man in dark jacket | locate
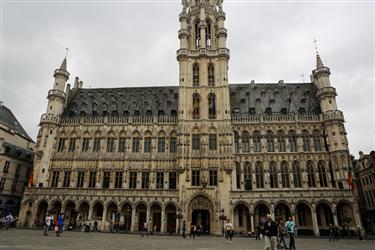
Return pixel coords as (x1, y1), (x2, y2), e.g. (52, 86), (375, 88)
(263, 214), (278, 250)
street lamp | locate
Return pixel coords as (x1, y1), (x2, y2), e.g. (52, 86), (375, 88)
(125, 206), (131, 232)
(176, 208), (183, 234)
(219, 208), (227, 237)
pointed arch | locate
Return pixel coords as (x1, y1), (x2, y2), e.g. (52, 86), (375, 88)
(307, 161), (316, 187)
(318, 160), (328, 187)
(281, 161), (290, 188)
(292, 161), (302, 188)
(269, 161), (278, 188)
(193, 63), (200, 87)
(244, 161), (252, 191)
(255, 161), (264, 188)
(242, 131), (250, 153)
(192, 93), (200, 119)
(208, 93), (216, 119)
(208, 63), (215, 86)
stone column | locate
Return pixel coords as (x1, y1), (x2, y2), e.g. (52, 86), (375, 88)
(312, 207), (320, 236)
(88, 203), (93, 221)
(130, 208), (136, 232)
(147, 206), (151, 233)
(250, 213), (255, 232)
(101, 205), (108, 232)
(161, 207), (166, 233)
(333, 211), (339, 227)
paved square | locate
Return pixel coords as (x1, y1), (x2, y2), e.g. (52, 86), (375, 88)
(0, 229), (373, 250)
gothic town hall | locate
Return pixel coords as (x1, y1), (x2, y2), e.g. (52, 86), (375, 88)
(18, 0), (361, 236)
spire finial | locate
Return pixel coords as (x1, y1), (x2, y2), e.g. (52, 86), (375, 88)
(59, 48), (68, 71)
(313, 39), (324, 69)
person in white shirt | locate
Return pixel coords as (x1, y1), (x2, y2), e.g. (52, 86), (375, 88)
(225, 219), (234, 243)
(44, 214), (51, 236)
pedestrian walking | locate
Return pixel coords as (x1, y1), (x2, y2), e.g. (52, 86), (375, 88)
(189, 223), (196, 239)
(182, 221), (186, 238)
(263, 214), (278, 250)
(44, 213), (51, 236)
(278, 219), (288, 249)
(285, 216), (296, 250)
(329, 224), (335, 241)
(225, 219), (234, 243)
(255, 224), (261, 240)
(58, 213), (64, 235)
(141, 221), (148, 237)
(357, 226), (363, 241)
(334, 225), (340, 241)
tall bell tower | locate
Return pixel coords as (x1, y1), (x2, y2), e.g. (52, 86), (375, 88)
(177, 0), (233, 234)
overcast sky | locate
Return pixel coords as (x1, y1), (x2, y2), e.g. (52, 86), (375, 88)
(1, 0), (374, 157)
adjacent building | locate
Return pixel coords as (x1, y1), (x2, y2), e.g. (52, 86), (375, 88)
(354, 151), (375, 234)
(18, 0), (361, 236)
(0, 104), (35, 216)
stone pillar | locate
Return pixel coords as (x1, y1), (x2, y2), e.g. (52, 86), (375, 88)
(161, 207), (166, 233)
(130, 208), (136, 232)
(353, 203), (364, 233)
(101, 205), (108, 232)
(333, 211), (339, 227)
(88, 204), (93, 221)
(312, 208), (320, 236)
(250, 213), (255, 232)
(147, 206), (151, 232)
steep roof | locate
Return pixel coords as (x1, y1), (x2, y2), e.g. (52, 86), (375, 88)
(0, 105), (34, 142)
(63, 82), (321, 118)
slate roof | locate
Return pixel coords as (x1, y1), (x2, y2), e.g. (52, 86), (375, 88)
(63, 82), (321, 118)
(1, 141), (34, 163)
(0, 105), (34, 142)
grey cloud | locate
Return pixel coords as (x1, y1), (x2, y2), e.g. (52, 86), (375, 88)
(2, 1), (374, 157)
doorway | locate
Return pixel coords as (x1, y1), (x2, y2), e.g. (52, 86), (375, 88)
(192, 209), (210, 234)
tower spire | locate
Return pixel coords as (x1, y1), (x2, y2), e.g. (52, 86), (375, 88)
(313, 39), (324, 69)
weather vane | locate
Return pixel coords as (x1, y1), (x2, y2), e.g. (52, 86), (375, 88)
(301, 73), (305, 83)
(313, 39), (318, 55)
(65, 48), (69, 59)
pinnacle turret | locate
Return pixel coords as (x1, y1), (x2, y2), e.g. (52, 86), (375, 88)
(60, 57), (67, 71)
(316, 53), (324, 69)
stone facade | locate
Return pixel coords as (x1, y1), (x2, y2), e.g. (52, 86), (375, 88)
(18, 0), (361, 236)
(0, 105), (35, 215)
(354, 151), (375, 234)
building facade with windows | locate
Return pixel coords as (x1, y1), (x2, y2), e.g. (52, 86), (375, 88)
(18, 0), (361, 236)
(0, 104), (35, 216)
(354, 151), (375, 235)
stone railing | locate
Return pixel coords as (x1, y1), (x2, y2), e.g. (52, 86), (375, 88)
(176, 48), (230, 59)
(24, 187), (179, 198)
(231, 114), (321, 124)
(322, 110), (344, 122)
(47, 89), (66, 100)
(60, 116), (178, 126)
(317, 87), (337, 98)
(40, 113), (60, 125)
(230, 189), (354, 200)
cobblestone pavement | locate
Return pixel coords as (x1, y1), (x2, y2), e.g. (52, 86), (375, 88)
(0, 229), (373, 250)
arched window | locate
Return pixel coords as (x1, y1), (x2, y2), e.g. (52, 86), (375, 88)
(288, 130), (297, 152)
(244, 162), (252, 191)
(253, 131), (261, 153)
(318, 161), (328, 187)
(195, 21), (200, 48)
(329, 161), (336, 187)
(208, 63), (215, 86)
(242, 131), (250, 153)
(236, 162), (241, 189)
(266, 130), (274, 152)
(208, 93), (216, 119)
(313, 130), (322, 151)
(234, 131), (240, 153)
(192, 93), (200, 119)
(255, 162), (264, 188)
(269, 161), (278, 188)
(206, 20), (211, 47)
(306, 161), (316, 187)
(281, 161), (290, 188)
(277, 130), (286, 152)
(302, 130), (311, 152)
(193, 63), (200, 87)
(292, 161), (302, 188)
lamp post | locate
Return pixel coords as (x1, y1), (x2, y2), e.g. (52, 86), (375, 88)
(219, 208), (227, 237)
(125, 206), (131, 232)
(176, 208), (183, 234)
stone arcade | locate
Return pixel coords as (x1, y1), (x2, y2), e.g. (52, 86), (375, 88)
(18, 0), (361, 236)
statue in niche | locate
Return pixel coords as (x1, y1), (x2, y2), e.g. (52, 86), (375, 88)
(192, 94), (200, 118)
